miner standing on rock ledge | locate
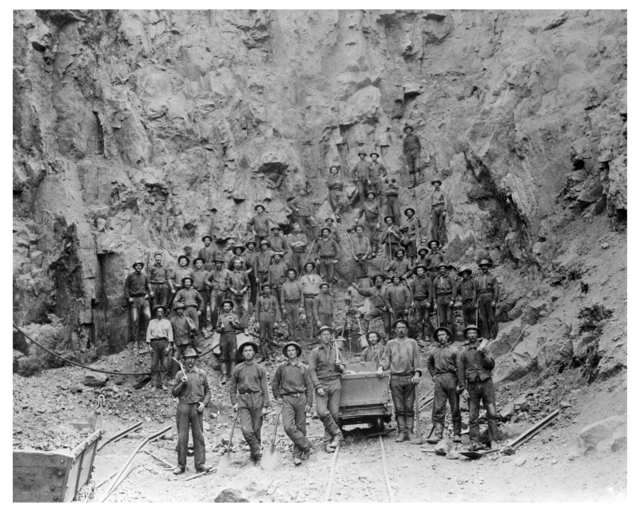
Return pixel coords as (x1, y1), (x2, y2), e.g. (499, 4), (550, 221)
(403, 126), (421, 187)
(124, 260), (151, 349)
(476, 259), (500, 340)
(352, 151), (371, 203)
(148, 252), (171, 310)
(430, 176), (448, 245)
(248, 204), (271, 247)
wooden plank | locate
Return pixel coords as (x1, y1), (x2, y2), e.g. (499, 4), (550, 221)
(13, 451), (70, 467)
(13, 491), (65, 503)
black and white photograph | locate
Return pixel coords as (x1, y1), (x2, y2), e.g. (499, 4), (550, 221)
(11, 6), (628, 503)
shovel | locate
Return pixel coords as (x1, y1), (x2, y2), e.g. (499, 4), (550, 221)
(218, 412), (239, 471)
(458, 448), (500, 460)
(410, 385), (426, 444)
(261, 407), (282, 470)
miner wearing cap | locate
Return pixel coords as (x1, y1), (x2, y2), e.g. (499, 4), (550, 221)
(476, 259), (500, 339)
(227, 243), (248, 272)
(379, 215), (402, 260)
(357, 190), (381, 240)
(351, 224), (372, 279)
(457, 267), (477, 328)
(426, 240), (446, 278)
(411, 264), (434, 342)
(148, 252), (171, 310)
(287, 223), (308, 276)
(272, 341), (314, 465)
(230, 340), (270, 465)
(403, 207), (422, 261)
(433, 262), (457, 330)
(384, 274), (412, 325)
(191, 258), (210, 331)
(216, 299), (242, 383)
(243, 240), (259, 307)
(369, 152), (387, 203)
(457, 325), (498, 450)
(352, 151), (371, 203)
(198, 235), (218, 271)
(172, 346), (211, 474)
(430, 176), (448, 245)
(413, 246), (430, 275)
(352, 274), (392, 339)
(316, 217), (340, 244)
(403, 125), (421, 178)
(146, 305), (173, 390)
(171, 255), (194, 296)
(383, 177), (401, 224)
(287, 188), (314, 239)
(426, 326), (462, 444)
(268, 252), (288, 310)
(313, 282), (335, 330)
(247, 204), (272, 247)
(281, 268), (304, 339)
(254, 240), (274, 288)
(125, 260), (151, 348)
(308, 325), (345, 452)
(378, 319), (422, 442)
(300, 262), (322, 337)
(385, 248), (413, 279)
(256, 283), (280, 360)
(205, 257), (231, 330)
(228, 259), (250, 330)
(326, 165), (346, 221)
(267, 225), (289, 259)
(174, 276), (204, 340)
(170, 302), (197, 378)
(313, 227), (341, 284)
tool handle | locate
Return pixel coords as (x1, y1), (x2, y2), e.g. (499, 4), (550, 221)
(228, 412), (239, 451)
(270, 410), (281, 454)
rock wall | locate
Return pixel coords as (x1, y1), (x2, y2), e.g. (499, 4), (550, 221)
(13, 10), (626, 368)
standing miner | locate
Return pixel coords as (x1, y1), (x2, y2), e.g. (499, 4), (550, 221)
(243, 240), (259, 308)
(403, 126), (421, 188)
(216, 299), (242, 384)
(313, 282), (335, 330)
(287, 223), (308, 276)
(198, 235), (218, 271)
(230, 340), (270, 466)
(326, 165), (347, 222)
(317, 217), (341, 244)
(256, 283), (280, 360)
(228, 259), (250, 331)
(287, 188), (314, 239)
(426, 240), (446, 278)
(476, 260), (500, 339)
(457, 267), (478, 329)
(267, 225), (288, 260)
(385, 248), (413, 279)
(148, 252), (171, 310)
(411, 264), (433, 342)
(281, 268), (304, 340)
(383, 178), (401, 225)
(272, 341), (314, 465)
(146, 305), (173, 391)
(300, 261), (322, 338)
(255, 240), (274, 289)
(433, 262), (457, 330)
(430, 176), (448, 245)
(172, 347), (211, 475)
(457, 325), (499, 450)
(384, 274), (412, 325)
(191, 258), (210, 332)
(125, 260), (151, 349)
(314, 227), (341, 284)
(248, 204), (272, 247)
(308, 326), (345, 453)
(426, 327), (462, 444)
(403, 207), (421, 262)
(369, 152), (387, 207)
(351, 224), (372, 281)
(268, 252), (288, 310)
(377, 319), (422, 442)
(174, 277), (204, 340)
(205, 257), (231, 331)
(352, 274), (392, 340)
(170, 302), (197, 377)
(171, 256), (193, 297)
(352, 151), (370, 203)
(357, 191), (381, 240)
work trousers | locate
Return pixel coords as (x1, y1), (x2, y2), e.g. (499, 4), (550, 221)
(254, 234), (267, 248)
(431, 204), (446, 245)
(149, 283), (169, 310)
(414, 299), (432, 340)
(404, 239), (417, 260)
(432, 372), (461, 434)
(328, 190), (346, 217)
(390, 307), (407, 325)
(196, 289), (209, 330)
(317, 313), (334, 330)
(318, 258), (335, 283)
(364, 307), (391, 338)
(283, 302), (301, 339)
(304, 295), (318, 337)
(230, 293), (249, 329)
(290, 252), (306, 277)
(468, 378), (498, 443)
(209, 289), (228, 331)
(220, 333), (237, 376)
(477, 292), (498, 340)
(354, 257), (369, 279)
(150, 338), (169, 388)
(238, 393), (264, 459)
(462, 300), (477, 328)
(390, 375), (416, 424)
(315, 379), (342, 442)
(282, 394), (311, 458)
(387, 195), (400, 225)
(405, 149), (420, 173)
(249, 276), (258, 309)
(258, 312), (275, 357)
(436, 294), (453, 329)
(129, 296), (151, 344)
(355, 180), (367, 203)
(176, 403), (205, 471)
(184, 306), (201, 351)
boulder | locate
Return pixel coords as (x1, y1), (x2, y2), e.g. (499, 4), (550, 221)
(493, 352), (536, 384)
(486, 320), (525, 359)
(214, 489), (250, 503)
(578, 415), (627, 454)
(339, 86), (381, 126)
(521, 299), (548, 325)
(83, 371), (108, 387)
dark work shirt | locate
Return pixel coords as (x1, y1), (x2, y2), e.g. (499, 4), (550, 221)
(314, 238), (340, 259)
(172, 367), (211, 405)
(206, 268), (231, 291)
(257, 295), (280, 321)
(403, 134), (421, 152)
(191, 269), (209, 291)
(384, 283), (411, 310)
(427, 344), (460, 377)
(313, 293), (334, 317)
(174, 288), (204, 311)
(124, 272), (148, 298)
(230, 361), (270, 406)
(411, 275), (433, 301)
(171, 315), (196, 345)
(148, 263), (170, 284)
(308, 342), (342, 389)
(476, 273), (500, 301)
(385, 258), (412, 277)
(458, 278), (477, 302)
(457, 345), (495, 387)
(272, 360), (314, 406)
(380, 338), (422, 376)
(355, 285), (390, 311)
(433, 275), (457, 296)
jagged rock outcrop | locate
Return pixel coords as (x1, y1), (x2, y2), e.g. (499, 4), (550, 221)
(13, 10), (626, 370)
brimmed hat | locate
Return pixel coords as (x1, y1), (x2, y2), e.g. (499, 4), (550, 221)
(182, 347), (198, 359)
(438, 262), (448, 269)
(358, 151), (367, 157)
(239, 340), (259, 355)
(270, 225), (281, 232)
(282, 341), (302, 357)
(181, 276), (194, 285)
(232, 244), (246, 253)
(366, 191), (377, 198)
(202, 235), (213, 242)
(254, 204), (265, 211)
(132, 260), (144, 269)
(391, 274), (402, 282)
(403, 125), (414, 132)
(433, 326), (452, 340)
(213, 257), (226, 263)
(325, 217), (335, 223)
(154, 252), (163, 257)
(370, 152), (380, 158)
(152, 305), (166, 315)
(178, 255), (190, 265)
(319, 282), (330, 288)
(373, 273), (387, 282)
(320, 227), (332, 234)
(479, 259), (492, 267)
(354, 224), (365, 231)
(304, 261), (316, 270)
(329, 165), (340, 173)
(417, 246), (429, 255)
(366, 331), (381, 342)
(384, 215), (395, 223)
(448, 263), (457, 271)
(245, 240), (256, 248)
(458, 267), (472, 277)
(261, 283), (272, 291)
(221, 300), (234, 309)
(414, 264), (428, 273)
(394, 248), (405, 257)
(193, 257), (205, 265)
(392, 318), (409, 329)
(404, 207), (416, 216)
(174, 302), (186, 311)
(259, 240), (270, 247)
(428, 240), (441, 248)
(286, 267), (298, 277)
(464, 325), (480, 338)
(318, 325), (333, 335)
(431, 175), (442, 185)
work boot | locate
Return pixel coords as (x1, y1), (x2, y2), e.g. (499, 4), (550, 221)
(172, 466), (185, 475)
(302, 446), (314, 460)
(395, 416), (407, 442)
(406, 416), (422, 443)
(490, 440), (499, 451)
(330, 430), (344, 448)
(324, 443), (336, 453)
(427, 423), (443, 444)
(293, 457), (302, 466)
(452, 432), (462, 444)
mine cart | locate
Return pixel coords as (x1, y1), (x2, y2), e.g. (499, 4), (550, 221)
(13, 429), (103, 502)
(338, 361), (392, 432)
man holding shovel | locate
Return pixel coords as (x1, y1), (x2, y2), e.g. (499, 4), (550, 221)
(216, 300), (242, 385)
(172, 347), (211, 474)
(230, 341), (270, 466)
(457, 325), (499, 451)
(272, 341), (314, 466)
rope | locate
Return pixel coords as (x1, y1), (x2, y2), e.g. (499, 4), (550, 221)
(13, 324), (150, 377)
(379, 435), (395, 502)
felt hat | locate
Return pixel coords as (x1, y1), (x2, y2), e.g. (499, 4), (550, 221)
(174, 302), (186, 311)
(370, 152), (380, 158)
(428, 240), (441, 248)
(193, 257), (205, 266)
(202, 235), (213, 242)
(318, 325), (333, 335)
(178, 255), (190, 265)
(286, 267), (298, 278)
(325, 217), (335, 223)
(403, 125), (414, 133)
(270, 225), (281, 232)
(373, 273), (387, 282)
(329, 165), (340, 173)
(321, 227), (332, 234)
(254, 204), (265, 211)
(182, 347), (198, 359)
(181, 276), (194, 285)
(438, 262), (448, 269)
(132, 260), (144, 269)
(232, 244), (246, 253)
(319, 282), (330, 289)
(479, 259), (492, 267)
(433, 326), (452, 340)
(354, 224), (365, 231)
(154, 252), (163, 257)
(391, 274), (402, 282)
(239, 340), (259, 355)
(245, 240), (256, 248)
(464, 325), (480, 338)
(417, 246), (429, 255)
(261, 283), (272, 291)
(304, 261), (316, 271)
(366, 191), (377, 198)
(282, 341), (302, 357)
(358, 151), (367, 157)
(392, 318), (409, 329)
(384, 215), (395, 224)
(448, 263), (458, 272)
(394, 248), (405, 257)
(259, 240), (270, 247)
(458, 267), (472, 277)
(431, 175), (442, 185)
(366, 331), (381, 343)
(152, 305), (166, 315)
(213, 257), (226, 263)
(221, 300), (234, 310)
(404, 207), (416, 216)
(414, 264), (428, 273)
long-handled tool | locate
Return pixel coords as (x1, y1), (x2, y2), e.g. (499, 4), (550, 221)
(410, 384), (426, 444)
(218, 412), (239, 471)
(261, 407), (282, 470)
(172, 357), (187, 380)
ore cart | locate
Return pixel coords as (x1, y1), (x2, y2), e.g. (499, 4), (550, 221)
(13, 429), (102, 502)
(338, 361), (392, 432)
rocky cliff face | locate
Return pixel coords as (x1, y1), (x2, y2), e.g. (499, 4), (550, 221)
(13, 10), (626, 379)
